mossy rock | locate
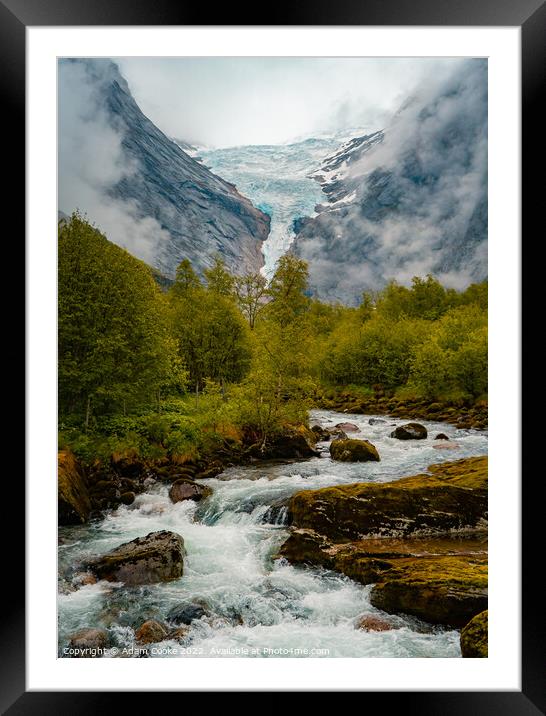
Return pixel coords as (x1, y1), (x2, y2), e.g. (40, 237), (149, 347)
(329, 438), (380, 462)
(58, 451), (91, 525)
(370, 555), (488, 627)
(460, 610), (488, 657)
(288, 456), (487, 541)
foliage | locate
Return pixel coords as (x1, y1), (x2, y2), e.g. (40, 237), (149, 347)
(58, 212), (177, 420)
(58, 213), (487, 463)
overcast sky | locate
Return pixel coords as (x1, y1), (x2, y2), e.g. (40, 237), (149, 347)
(115, 57), (465, 148)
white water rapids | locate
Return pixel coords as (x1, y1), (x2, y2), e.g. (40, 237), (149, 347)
(58, 409), (487, 658)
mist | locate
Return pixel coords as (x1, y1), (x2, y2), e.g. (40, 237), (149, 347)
(58, 59), (171, 263)
(293, 59), (488, 302)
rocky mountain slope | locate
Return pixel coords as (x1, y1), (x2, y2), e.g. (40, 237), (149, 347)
(292, 60), (488, 304)
(58, 59), (270, 278)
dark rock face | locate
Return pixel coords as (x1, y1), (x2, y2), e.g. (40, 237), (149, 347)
(58, 451), (91, 525)
(169, 480), (212, 504)
(287, 456), (486, 541)
(59, 59), (269, 279)
(86, 530), (185, 585)
(460, 610), (488, 657)
(292, 60), (487, 304)
(329, 438), (380, 463)
(391, 423), (428, 440)
(435, 433), (450, 440)
(68, 628), (110, 657)
(166, 601), (208, 625)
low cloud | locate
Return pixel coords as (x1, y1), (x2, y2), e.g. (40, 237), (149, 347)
(295, 59), (488, 302)
(58, 59), (170, 263)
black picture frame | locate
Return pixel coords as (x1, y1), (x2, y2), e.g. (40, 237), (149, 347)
(6, 0), (542, 711)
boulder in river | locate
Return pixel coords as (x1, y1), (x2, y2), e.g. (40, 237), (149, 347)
(390, 423), (428, 440)
(435, 433), (450, 440)
(370, 555), (488, 627)
(169, 480), (212, 504)
(329, 438), (380, 463)
(287, 456), (487, 541)
(68, 627), (109, 657)
(460, 610), (488, 657)
(368, 418), (386, 425)
(432, 442), (460, 450)
(355, 615), (392, 632)
(134, 619), (169, 645)
(119, 491), (136, 505)
(86, 530), (185, 585)
(334, 422), (360, 432)
(166, 600), (208, 625)
(248, 425), (319, 459)
(58, 451), (91, 525)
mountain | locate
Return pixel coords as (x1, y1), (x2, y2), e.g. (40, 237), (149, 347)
(58, 59), (270, 278)
(292, 60), (488, 304)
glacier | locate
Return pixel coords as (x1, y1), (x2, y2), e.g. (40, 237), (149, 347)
(200, 136), (359, 278)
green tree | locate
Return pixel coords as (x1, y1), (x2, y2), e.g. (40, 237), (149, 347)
(204, 255), (235, 297)
(234, 271), (268, 329)
(169, 259), (251, 388)
(58, 212), (176, 422)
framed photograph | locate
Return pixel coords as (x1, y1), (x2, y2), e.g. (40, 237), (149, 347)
(6, 0), (541, 710)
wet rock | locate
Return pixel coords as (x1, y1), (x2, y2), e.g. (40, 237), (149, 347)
(432, 442), (460, 450)
(356, 615), (392, 632)
(134, 619), (169, 645)
(68, 627), (109, 657)
(167, 600), (208, 625)
(460, 610), (488, 657)
(327, 427), (349, 441)
(169, 480), (212, 504)
(329, 438), (380, 463)
(73, 571), (97, 587)
(170, 626), (190, 642)
(435, 433), (450, 440)
(58, 451), (91, 525)
(370, 555), (488, 627)
(334, 422), (361, 432)
(368, 418), (386, 425)
(119, 491), (136, 505)
(311, 424), (331, 441)
(288, 456), (488, 541)
(86, 530), (185, 585)
(390, 423), (428, 440)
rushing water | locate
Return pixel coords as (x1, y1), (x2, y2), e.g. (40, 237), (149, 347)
(58, 409), (487, 658)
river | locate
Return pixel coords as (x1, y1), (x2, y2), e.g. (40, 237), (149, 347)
(58, 409), (488, 658)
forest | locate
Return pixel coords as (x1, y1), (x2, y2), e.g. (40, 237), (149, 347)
(58, 213), (487, 464)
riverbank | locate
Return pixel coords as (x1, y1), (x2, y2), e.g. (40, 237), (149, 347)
(315, 388), (488, 430)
